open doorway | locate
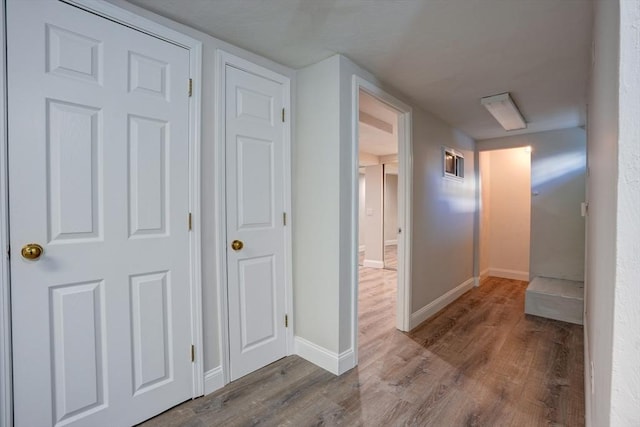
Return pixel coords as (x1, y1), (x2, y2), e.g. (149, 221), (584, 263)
(356, 87), (405, 359)
(478, 147), (532, 283)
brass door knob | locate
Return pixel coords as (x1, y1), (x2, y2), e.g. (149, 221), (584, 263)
(21, 243), (44, 260)
(231, 240), (244, 251)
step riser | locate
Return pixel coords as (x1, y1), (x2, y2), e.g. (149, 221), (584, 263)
(525, 292), (583, 325)
(525, 276), (584, 325)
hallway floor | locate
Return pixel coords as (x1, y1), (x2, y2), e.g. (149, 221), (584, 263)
(141, 272), (584, 426)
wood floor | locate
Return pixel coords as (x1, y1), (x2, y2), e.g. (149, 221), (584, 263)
(142, 269), (584, 426)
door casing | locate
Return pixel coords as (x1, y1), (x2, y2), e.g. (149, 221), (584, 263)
(215, 50), (293, 386)
(0, 2), (204, 426)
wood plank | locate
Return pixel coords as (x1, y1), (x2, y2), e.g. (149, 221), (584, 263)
(142, 257), (584, 426)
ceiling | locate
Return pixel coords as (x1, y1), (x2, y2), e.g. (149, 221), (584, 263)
(128, 0), (593, 140)
(359, 90), (398, 157)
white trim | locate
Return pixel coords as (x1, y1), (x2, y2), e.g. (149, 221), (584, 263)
(0, 1), (205, 422)
(215, 50), (293, 386)
(362, 259), (384, 269)
(474, 268), (490, 287)
(488, 268), (529, 282)
(385, 239), (398, 246)
(351, 77), (414, 368)
(203, 367), (224, 396)
(410, 278), (475, 330)
(358, 245), (365, 252)
(294, 337), (355, 375)
(584, 312), (592, 427)
(0, 3), (12, 426)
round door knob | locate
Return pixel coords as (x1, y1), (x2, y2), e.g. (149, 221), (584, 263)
(231, 240), (244, 251)
(21, 243), (44, 260)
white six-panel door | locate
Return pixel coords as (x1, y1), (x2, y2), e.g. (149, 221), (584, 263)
(7, 1), (193, 425)
(225, 65), (287, 381)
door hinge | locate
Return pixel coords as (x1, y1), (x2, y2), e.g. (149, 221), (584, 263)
(285, 314), (288, 328)
(188, 78), (193, 97)
(283, 212), (287, 226)
(6, 245), (10, 260)
(188, 213), (192, 231)
(282, 108), (285, 123)
(191, 344), (195, 362)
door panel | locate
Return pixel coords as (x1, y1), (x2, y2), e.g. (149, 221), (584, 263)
(8, 1), (193, 425)
(226, 65), (287, 381)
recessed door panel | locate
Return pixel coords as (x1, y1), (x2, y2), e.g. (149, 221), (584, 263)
(236, 87), (273, 124)
(130, 272), (172, 395)
(50, 281), (107, 424)
(238, 256), (276, 351)
(237, 136), (274, 229)
(128, 52), (169, 100)
(128, 115), (168, 237)
(47, 99), (102, 243)
(46, 24), (102, 85)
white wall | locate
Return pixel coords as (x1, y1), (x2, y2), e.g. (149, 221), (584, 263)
(477, 128), (586, 282)
(480, 149), (531, 280)
(294, 56), (341, 353)
(358, 174), (365, 249)
(106, 0), (296, 375)
(384, 172), (398, 244)
(295, 54), (477, 362)
(587, 0), (640, 425)
(409, 110), (476, 313)
(363, 165), (384, 266)
(611, 1), (640, 423)
(479, 153), (491, 276)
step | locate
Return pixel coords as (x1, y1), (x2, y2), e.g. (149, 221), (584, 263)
(525, 277), (584, 325)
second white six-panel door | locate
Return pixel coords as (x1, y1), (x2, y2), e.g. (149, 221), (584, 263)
(225, 64), (288, 381)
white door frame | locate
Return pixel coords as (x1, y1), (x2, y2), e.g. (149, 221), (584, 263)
(214, 50), (293, 385)
(0, 1), (204, 425)
(351, 76), (413, 351)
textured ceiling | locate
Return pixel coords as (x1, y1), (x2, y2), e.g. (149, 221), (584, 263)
(128, 0), (593, 140)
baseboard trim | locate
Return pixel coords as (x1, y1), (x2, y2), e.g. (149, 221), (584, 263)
(584, 312), (592, 427)
(363, 259), (384, 269)
(475, 269), (490, 287)
(294, 336), (355, 375)
(384, 240), (397, 246)
(410, 277), (475, 330)
(488, 268), (529, 282)
(204, 366), (224, 395)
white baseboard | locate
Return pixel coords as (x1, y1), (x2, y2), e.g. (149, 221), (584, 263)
(363, 259), (384, 269)
(584, 312), (592, 427)
(358, 245), (365, 252)
(384, 240), (397, 246)
(475, 269), (490, 287)
(294, 336), (355, 375)
(203, 366), (224, 395)
(410, 277), (475, 330)
(488, 268), (529, 281)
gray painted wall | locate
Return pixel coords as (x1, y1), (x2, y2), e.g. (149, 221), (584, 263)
(477, 127), (586, 282)
(384, 173), (398, 243)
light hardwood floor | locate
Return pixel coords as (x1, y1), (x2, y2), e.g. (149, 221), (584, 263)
(141, 267), (584, 426)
